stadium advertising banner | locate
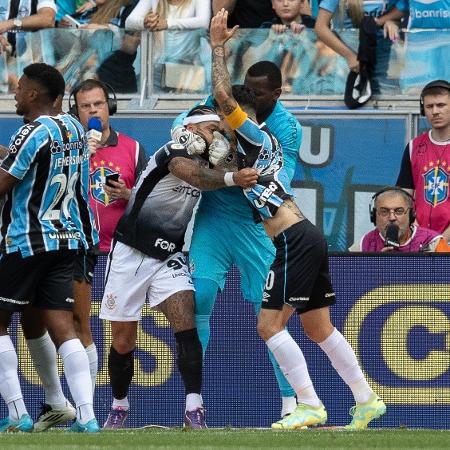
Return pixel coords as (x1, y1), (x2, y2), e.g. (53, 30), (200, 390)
(5, 255), (450, 429)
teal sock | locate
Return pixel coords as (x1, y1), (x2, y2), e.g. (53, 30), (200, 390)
(193, 278), (220, 357)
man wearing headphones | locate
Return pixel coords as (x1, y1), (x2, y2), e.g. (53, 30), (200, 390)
(396, 80), (450, 241)
(350, 187), (450, 252)
(31, 79), (147, 432)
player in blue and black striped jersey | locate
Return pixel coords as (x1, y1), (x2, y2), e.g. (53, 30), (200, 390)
(211, 9), (386, 431)
(0, 64), (100, 433)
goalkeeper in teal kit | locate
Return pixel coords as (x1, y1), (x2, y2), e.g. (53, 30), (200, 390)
(172, 61), (302, 423)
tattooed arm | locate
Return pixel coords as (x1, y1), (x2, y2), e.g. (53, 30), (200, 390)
(168, 156), (257, 191)
(210, 9), (239, 115)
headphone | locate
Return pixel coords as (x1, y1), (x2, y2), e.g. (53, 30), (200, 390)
(369, 186), (416, 225)
(419, 79), (450, 116)
(68, 79), (118, 117)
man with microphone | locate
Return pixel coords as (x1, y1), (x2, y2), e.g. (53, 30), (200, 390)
(350, 187), (450, 252)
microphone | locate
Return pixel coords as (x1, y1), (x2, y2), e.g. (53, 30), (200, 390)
(384, 223), (400, 248)
(86, 117), (102, 155)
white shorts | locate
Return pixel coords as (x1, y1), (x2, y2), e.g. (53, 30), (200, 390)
(99, 241), (194, 322)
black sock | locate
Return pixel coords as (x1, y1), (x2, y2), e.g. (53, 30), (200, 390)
(108, 346), (134, 400)
(174, 328), (203, 395)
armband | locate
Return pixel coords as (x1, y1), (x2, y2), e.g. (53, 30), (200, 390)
(224, 105), (247, 130)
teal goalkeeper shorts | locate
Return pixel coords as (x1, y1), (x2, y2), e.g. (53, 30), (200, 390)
(188, 211), (275, 303)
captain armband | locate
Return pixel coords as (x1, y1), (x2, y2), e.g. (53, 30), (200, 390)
(224, 105), (248, 130)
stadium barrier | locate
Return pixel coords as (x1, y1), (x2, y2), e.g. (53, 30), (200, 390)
(3, 254), (450, 429)
(0, 28), (448, 97)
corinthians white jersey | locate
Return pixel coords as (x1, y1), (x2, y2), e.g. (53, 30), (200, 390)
(115, 142), (201, 260)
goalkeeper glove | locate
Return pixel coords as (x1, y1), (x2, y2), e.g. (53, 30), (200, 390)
(209, 131), (234, 167)
(171, 126), (206, 156)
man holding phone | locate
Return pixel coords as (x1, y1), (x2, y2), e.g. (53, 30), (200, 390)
(32, 78), (146, 431)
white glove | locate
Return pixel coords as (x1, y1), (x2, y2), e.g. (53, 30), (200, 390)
(209, 131), (232, 167)
(171, 126), (206, 156)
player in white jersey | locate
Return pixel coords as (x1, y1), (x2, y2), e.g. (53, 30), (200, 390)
(99, 106), (257, 429)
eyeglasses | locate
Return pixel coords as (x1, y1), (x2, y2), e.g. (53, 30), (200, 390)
(77, 101), (107, 111)
(377, 207), (409, 217)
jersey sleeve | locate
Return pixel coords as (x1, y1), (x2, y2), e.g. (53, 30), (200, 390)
(1, 122), (48, 180)
(135, 142), (148, 179)
(396, 143), (414, 189)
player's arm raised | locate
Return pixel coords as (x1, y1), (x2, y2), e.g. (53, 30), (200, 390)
(168, 157), (257, 191)
(210, 9), (239, 115)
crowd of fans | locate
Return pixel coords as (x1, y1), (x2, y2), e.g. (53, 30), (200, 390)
(0, 0), (449, 96)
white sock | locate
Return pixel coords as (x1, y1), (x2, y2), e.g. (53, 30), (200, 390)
(85, 343), (98, 396)
(112, 397), (129, 410)
(266, 330), (321, 407)
(59, 338), (95, 424)
(185, 393), (202, 412)
(319, 328), (374, 404)
(26, 332), (67, 409)
(281, 396), (297, 417)
(0, 335), (28, 420)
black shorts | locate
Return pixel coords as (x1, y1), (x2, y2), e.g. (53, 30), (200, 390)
(0, 250), (77, 312)
(73, 249), (98, 284)
(262, 220), (336, 313)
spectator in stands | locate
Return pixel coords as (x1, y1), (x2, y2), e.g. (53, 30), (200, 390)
(213, 0), (276, 28)
(374, 0), (450, 93)
(396, 80), (450, 240)
(314, 0), (403, 93)
(125, 0), (210, 92)
(0, 0), (56, 54)
(350, 187), (450, 252)
(263, 0), (314, 32)
(56, 0), (106, 27)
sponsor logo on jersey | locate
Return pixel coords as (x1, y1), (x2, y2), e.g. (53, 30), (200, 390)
(9, 124), (36, 154)
(254, 182), (278, 208)
(48, 231), (81, 240)
(423, 166), (449, 206)
(172, 185), (201, 198)
(50, 139), (84, 155)
(262, 291), (271, 302)
(155, 238), (176, 252)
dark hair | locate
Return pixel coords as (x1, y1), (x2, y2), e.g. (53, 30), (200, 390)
(23, 63), (65, 101)
(186, 105), (217, 117)
(246, 61), (282, 90)
(232, 85), (257, 112)
(73, 79), (110, 104)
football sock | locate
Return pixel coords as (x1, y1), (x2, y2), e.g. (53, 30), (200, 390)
(318, 328), (373, 404)
(108, 346), (134, 400)
(26, 332), (67, 409)
(112, 397), (129, 410)
(85, 343), (98, 395)
(266, 330), (321, 407)
(193, 278), (219, 356)
(58, 338), (94, 423)
(0, 335), (27, 420)
(281, 396), (297, 417)
(253, 302), (296, 399)
(185, 393), (203, 412)
(174, 328), (202, 395)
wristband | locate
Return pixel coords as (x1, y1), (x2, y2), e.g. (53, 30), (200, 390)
(224, 172), (236, 186)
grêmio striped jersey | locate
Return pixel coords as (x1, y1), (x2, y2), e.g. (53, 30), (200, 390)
(0, 114), (99, 257)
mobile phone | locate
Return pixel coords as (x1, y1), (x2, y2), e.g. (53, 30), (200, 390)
(62, 14), (81, 28)
(105, 173), (119, 187)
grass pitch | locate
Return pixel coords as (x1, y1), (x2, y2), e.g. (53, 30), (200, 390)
(1, 428), (450, 450)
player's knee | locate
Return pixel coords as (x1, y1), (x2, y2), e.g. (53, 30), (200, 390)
(303, 322), (334, 343)
(256, 316), (283, 342)
(112, 336), (135, 355)
(193, 278), (219, 316)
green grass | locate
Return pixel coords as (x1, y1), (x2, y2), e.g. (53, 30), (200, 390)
(1, 428), (450, 450)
